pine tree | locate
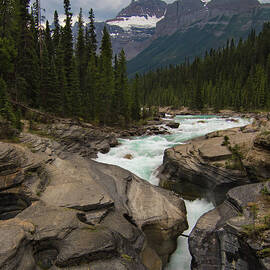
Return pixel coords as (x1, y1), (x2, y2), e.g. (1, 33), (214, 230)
(87, 8), (97, 57)
(45, 20), (54, 57)
(46, 58), (59, 113)
(39, 44), (50, 108)
(131, 74), (141, 121)
(52, 10), (60, 53)
(62, 0), (73, 89)
(15, 0), (40, 105)
(98, 27), (114, 124)
(0, 77), (16, 125)
(76, 8), (86, 91)
(117, 49), (130, 124)
(70, 57), (82, 116)
(55, 41), (67, 115)
(85, 52), (97, 119)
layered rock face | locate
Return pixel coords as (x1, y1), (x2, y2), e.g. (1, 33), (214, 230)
(0, 122), (188, 270)
(156, 0), (261, 38)
(189, 182), (270, 270)
(159, 116), (270, 269)
(159, 118), (270, 204)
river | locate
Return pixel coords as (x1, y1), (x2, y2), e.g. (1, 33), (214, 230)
(96, 115), (251, 270)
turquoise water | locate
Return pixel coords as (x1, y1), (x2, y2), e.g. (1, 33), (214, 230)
(96, 115), (252, 270)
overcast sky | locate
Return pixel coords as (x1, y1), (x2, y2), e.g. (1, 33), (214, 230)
(32, 0), (175, 24)
(33, 0), (270, 24)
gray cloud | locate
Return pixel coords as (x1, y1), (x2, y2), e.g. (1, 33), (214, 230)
(33, 0), (270, 24)
(33, 0), (134, 23)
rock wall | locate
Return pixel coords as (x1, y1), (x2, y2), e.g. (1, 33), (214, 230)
(159, 116), (270, 269)
(189, 182), (270, 270)
(0, 122), (188, 270)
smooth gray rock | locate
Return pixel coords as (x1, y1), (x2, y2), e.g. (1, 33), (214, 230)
(0, 129), (187, 270)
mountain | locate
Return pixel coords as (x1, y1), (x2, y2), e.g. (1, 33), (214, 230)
(103, 0), (167, 60)
(127, 0), (270, 76)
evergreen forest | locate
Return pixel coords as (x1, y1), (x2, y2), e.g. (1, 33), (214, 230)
(1, 0), (270, 131)
(134, 23), (270, 112)
(0, 0), (141, 127)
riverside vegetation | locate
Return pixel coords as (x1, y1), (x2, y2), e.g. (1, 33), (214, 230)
(1, 1), (270, 131)
(0, 0), (141, 128)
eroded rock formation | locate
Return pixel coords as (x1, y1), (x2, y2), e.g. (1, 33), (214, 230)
(159, 116), (270, 269)
(0, 122), (188, 270)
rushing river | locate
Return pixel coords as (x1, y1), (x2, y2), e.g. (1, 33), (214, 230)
(96, 115), (251, 270)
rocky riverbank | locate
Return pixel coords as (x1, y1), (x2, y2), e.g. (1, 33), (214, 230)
(0, 119), (188, 270)
(159, 115), (270, 269)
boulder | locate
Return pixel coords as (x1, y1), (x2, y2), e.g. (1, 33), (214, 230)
(124, 154), (134, 160)
(159, 127), (261, 204)
(189, 182), (270, 270)
(24, 121), (119, 159)
(166, 122), (180, 129)
(0, 132), (188, 270)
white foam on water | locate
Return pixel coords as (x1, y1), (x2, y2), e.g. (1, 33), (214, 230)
(95, 115), (252, 269)
(165, 199), (214, 270)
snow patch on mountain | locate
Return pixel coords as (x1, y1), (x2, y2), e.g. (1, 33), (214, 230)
(200, 0), (269, 4)
(107, 15), (164, 31)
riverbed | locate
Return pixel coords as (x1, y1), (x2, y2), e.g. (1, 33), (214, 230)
(96, 115), (251, 270)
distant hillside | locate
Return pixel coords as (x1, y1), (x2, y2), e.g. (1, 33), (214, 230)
(127, 0), (270, 76)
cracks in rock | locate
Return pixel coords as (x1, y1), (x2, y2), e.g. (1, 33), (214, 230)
(56, 249), (118, 268)
(77, 207), (113, 226)
(123, 213), (138, 228)
(123, 175), (139, 229)
(33, 240), (59, 270)
(0, 193), (31, 220)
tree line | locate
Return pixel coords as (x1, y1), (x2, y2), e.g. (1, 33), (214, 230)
(0, 0), (141, 127)
(134, 22), (270, 112)
(1, 0), (270, 131)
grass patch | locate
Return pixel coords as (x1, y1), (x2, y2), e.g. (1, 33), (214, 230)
(1, 136), (20, 143)
(213, 162), (224, 168)
(225, 144), (245, 171)
(261, 186), (270, 196)
(257, 248), (270, 258)
(260, 130), (270, 136)
(121, 254), (133, 262)
(221, 135), (230, 146)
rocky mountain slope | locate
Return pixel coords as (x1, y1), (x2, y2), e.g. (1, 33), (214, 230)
(93, 0), (167, 60)
(127, 0), (270, 76)
(0, 118), (188, 270)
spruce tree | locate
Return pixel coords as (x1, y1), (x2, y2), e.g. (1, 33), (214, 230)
(46, 58), (59, 113)
(0, 77), (16, 125)
(131, 74), (141, 121)
(85, 52), (97, 120)
(70, 57), (82, 117)
(39, 44), (50, 108)
(98, 27), (114, 124)
(76, 8), (86, 91)
(55, 41), (67, 115)
(52, 10), (60, 53)
(117, 49), (130, 124)
(15, 0), (40, 105)
(45, 20), (54, 57)
(88, 9), (97, 57)
(62, 0), (73, 89)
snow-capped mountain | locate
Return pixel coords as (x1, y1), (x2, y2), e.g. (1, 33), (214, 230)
(107, 0), (166, 31)
(128, 0), (270, 76)
(101, 0), (167, 59)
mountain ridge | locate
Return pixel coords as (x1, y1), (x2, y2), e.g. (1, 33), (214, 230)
(127, 0), (270, 75)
